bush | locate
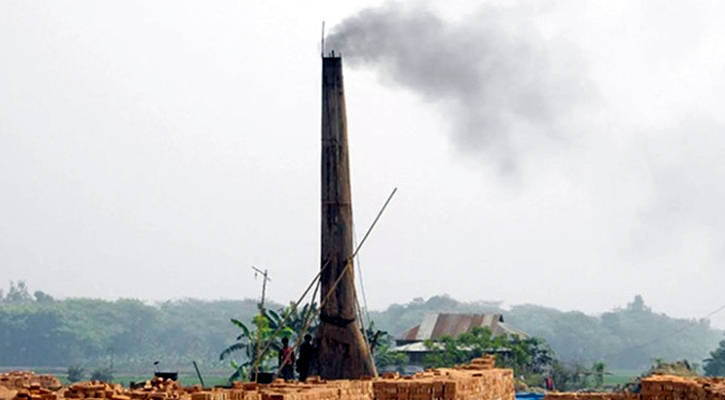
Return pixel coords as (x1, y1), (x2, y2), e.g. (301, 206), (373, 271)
(90, 367), (113, 383)
(67, 365), (85, 383)
(705, 337), (725, 377)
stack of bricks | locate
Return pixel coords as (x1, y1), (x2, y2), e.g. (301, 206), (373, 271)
(0, 372), (61, 400)
(191, 389), (227, 400)
(465, 356), (497, 371)
(258, 379), (339, 400)
(189, 379), (338, 400)
(0, 355), (516, 400)
(327, 378), (373, 400)
(372, 367), (514, 400)
(11, 383), (58, 400)
(62, 382), (127, 400)
(36, 377), (62, 391)
(232, 382), (261, 400)
(214, 361), (514, 400)
(543, 375), (725, 400)
(373, 373), (443, 400)
(129, 378), (193, 400)
(544, 393), (641, 400)
(0, 372), (61, 390)
(640, 375), (725, 400)
(473, 368), (515, 400)
(0, 385), (14, 400)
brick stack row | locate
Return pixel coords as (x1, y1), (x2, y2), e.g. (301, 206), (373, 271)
(473, 368), (515, 400)
(128, 378), (201, 400)
(467, 356), (496, 371)
(0, 373), (61, 390)
(0, 386), (13, 400)
(544, 392), (641, 400)
(371, 368), (514, 400)
(0, 356), (516, 400)
(327, 378), (374, 400)
(188, 379), (342, 400)
(11, 383), (58, 400)
(543, 375), (725, 400)
(62, 382), (127, 400)
(193, 363), (515, 400)
(236, 383), (261, 400)
(191, 390), (228, 400)
(262, 385), (338, 400)
(641, 376), (725, 400)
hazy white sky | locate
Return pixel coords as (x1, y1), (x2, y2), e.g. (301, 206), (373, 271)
(1, 1), (724, 328)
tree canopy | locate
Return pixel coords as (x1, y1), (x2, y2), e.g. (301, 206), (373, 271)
(704, 335), (725, 376)
(370, 294), (723, 370)
(0, 283), (721, 373)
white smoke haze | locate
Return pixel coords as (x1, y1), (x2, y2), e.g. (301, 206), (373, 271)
(326, 1), (597, 171)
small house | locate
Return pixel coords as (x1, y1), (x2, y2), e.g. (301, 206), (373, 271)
(393, 313), (528, 365)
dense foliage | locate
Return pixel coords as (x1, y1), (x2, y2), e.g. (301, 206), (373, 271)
(219, 304), (317, 381)
(370, 295), (723, 370)
(0, 282), (267, 370)
(363, 321), (408, 373)
(0, 282), (721, 373)
(422, 326), (554, 376)
(618, 359), (699, 393)
(416, 325), (606, 391)
(704, 335), (725, 377)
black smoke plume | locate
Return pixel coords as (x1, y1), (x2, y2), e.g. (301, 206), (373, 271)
(326, 2), (595, 170)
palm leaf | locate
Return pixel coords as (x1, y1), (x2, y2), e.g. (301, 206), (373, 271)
(266, 309), (282, 329)
(231, 318), (251, 339)
(229, 363), (244, 382)
(220, 342), (247, 361)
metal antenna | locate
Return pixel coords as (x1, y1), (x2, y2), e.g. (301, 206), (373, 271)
(321, 21), (326, 57)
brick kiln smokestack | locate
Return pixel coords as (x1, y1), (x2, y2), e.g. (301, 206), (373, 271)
(314, 55), (376, 379)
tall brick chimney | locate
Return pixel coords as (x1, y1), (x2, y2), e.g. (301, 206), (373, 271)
(313, 55), (376, 379)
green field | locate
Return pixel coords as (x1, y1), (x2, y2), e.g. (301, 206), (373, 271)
(603, 369), (641, 388)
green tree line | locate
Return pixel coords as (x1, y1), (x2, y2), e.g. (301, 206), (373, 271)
(0, 282), (269, 370)
(369, 295), (723, 370)
(0, 283), (722, 372)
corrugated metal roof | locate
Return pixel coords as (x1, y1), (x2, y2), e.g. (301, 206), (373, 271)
(396, 313), (528, 343)
(392, 341), (512, 353)
(416, 314), (438, 341)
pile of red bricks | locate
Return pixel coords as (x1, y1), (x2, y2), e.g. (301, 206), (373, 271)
(640, 375), (725, 400)
(217, 366), (512, 400)
(0, 356), (516, 400)
(62, 382), (127, 400)
(190, 390), (228, 400)
(258, 381), (339, 400)
(0, 372), (61, 391)
(128, 378), (202, 400)
(0, 386), (13, 400)
(371, 365), (512, 400)
(10, 383), (58, 400)
(544, 393), (640, 400)
(0, 372), (62, 400)
(464, 356), (497, 371)
(543, 375), (725, 400)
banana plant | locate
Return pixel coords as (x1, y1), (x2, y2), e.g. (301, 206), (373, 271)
(220, 303), (313, 382)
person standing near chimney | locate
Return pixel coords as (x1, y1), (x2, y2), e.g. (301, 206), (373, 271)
(296, 334), (314, 382)
(278, 337), (295, 380)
